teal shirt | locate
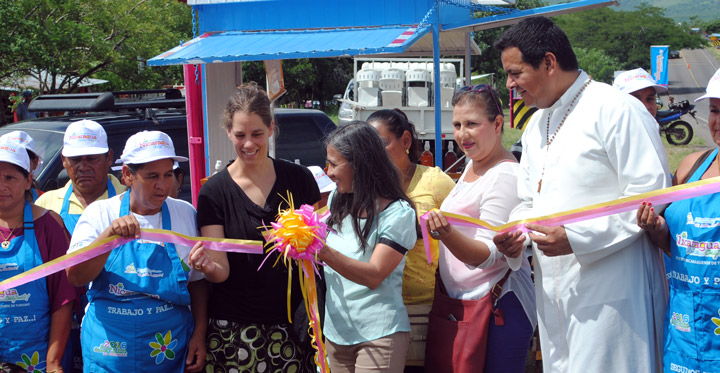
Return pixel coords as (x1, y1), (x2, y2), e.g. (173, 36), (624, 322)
(323, 195), (417, 345)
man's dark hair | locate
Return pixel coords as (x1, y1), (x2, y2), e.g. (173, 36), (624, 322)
(494, 16), (578, 71)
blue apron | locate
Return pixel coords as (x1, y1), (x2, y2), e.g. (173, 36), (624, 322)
(663, 147), (720, 372)
(30, 188), (39, 202)
(81, 193), (193, 372)
(0, 201), (51, 371)
(60, 177), (116, 373)
(60, 178), (116, 235)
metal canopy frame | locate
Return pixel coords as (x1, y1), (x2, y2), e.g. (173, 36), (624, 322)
(443, 0), (618, 32)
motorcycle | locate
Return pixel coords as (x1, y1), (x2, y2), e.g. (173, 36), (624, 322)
(656, 99), (696, 145)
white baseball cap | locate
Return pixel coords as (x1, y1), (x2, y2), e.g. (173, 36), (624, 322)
(113, 159), (183, 172)
(0, 140), (30, 173)
(0, 131), (42, 162)
(695, 68), (720, 102)
(613, 68), (668, 95)
(307, 166), (336, 193)
(62, 120), (109, 157)
(120, 131), (188, 165)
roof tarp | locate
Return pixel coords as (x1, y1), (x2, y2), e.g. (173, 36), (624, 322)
(443, 0), (618, 32)
(148, 24), (480, 66)
(149, 25), (432, 66)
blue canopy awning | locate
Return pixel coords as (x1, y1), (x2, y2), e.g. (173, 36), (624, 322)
(148, 25), (434, 66)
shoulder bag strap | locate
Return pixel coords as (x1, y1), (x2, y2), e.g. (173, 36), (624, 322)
(680, 148), (715, 184)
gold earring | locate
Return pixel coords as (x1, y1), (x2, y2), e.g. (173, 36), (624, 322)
(406, 148), (410, 154)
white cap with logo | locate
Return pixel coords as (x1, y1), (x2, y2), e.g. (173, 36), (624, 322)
(0, 131), (42, 162)
(307, 165), (336, 193)
(62, 120), (109, 157)
(613, 68), (668, 95)
(695, 68), (720, 102)
(120, 131), (188, 165)
(0, 139), (30, 173)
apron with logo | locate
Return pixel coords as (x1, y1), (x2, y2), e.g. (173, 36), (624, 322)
(60, 177), (117, 235)
(0, 201), (51, 371)
(664, 147), (720, 372)
(81, 193), (193, 371)
(60, 177), (116, 372)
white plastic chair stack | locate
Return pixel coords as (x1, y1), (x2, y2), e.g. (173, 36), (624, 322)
(380, 68), (405, 108)
(439, 63), (458, 109)
(356, 68), (380, 107)
(406, 68), (432, 107)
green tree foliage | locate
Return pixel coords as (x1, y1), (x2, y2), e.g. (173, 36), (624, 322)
(470, 0), (547, 104)
(609, 0), (720, 23)
(239, 58), (353, 110)
(704, 19), (720, 34)
(554, 5), (707, 71)
(574, 47), (622, 84)
(473, 2), (707, 102)
(0, 0), (191, 93)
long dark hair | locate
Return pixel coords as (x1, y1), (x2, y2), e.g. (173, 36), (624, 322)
(366, 109), (422, 163)
(325, 121), (414, 252)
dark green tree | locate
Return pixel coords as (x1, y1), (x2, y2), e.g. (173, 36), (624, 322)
(705, 19), (720, 34)
(555, 5), (707, 71)
(239, 58), (352, 110)
(0, 0), (191, 93)
(574, 47), (622, 84)
(470, 0), (548, 104)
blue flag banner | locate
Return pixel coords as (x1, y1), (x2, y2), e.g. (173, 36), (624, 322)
(651, 45), (669, 86)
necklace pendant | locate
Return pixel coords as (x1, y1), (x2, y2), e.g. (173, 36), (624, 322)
(537, 179), (542, 193)
(1, 241), (9, 249)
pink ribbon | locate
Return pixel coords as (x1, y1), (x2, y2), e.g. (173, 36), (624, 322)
(420, 176), (720, 263)
(0, 228), (263, 292)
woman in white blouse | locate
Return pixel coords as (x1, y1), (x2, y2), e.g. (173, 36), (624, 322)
(424, 85), (536, 371)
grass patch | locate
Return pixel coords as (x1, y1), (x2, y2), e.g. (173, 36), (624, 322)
(662, 132), (708, 173)
(502, 124), (523, 150)
(708, 46), (720, 64)
(324, 105), (339, 125)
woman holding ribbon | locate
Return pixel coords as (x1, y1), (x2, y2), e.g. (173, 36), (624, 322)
(423, 85), (536, 371)
(66, 131), (212, 372)
(0, 139), (77, 373)
(318, 122), (417, 372)
(368, 109), (455, 306)
(637, 68), (720, 372)
(196, 83), (320, 372)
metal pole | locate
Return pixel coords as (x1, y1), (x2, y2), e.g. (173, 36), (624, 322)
(432, 2), (442, 169)
(183, 64), (206, 207)
(465, 32), (472, 85)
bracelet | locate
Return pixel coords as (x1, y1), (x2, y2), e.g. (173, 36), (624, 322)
(47, 369), (63, 373)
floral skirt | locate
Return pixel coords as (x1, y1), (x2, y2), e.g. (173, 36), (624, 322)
(205, 319), (316, 373)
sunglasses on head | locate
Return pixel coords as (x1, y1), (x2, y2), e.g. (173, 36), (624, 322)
(457, 84), (502, 116)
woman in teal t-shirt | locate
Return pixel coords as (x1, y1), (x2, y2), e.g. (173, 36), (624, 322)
(319, 122), (417, 372)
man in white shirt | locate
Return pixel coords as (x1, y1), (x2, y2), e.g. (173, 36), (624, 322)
(493, 17), (670, 372)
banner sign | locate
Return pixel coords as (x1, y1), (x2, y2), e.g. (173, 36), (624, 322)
(651, 45), (669, 86)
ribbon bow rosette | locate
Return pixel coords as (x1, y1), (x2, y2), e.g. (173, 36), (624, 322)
(259, 193), (329, 372)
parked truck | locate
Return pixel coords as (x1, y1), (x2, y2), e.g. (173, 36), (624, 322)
(336, 57), (467, 170)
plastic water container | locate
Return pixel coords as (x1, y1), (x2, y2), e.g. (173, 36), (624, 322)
(380, 68), (405, 107)
(406, 69), (432, 107)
